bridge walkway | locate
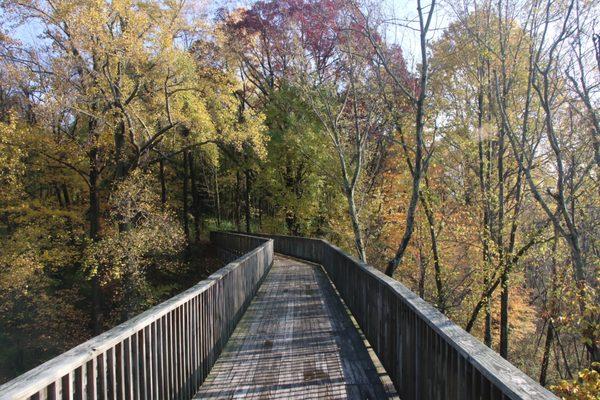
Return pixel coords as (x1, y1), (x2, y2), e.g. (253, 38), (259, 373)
(194, 255), (398, 399)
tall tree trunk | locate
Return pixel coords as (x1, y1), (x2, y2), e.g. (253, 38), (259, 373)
(484, 290), (493, 348)
(114, 120), (127, 181)
(159, 158), (167, 210)
(484, 60), (496, 350)
(539, 321), (554, 385)
(61, 184), (71, 207)
(385, 0), (435, 276)
(496, 8), (511, 356)
(498, 125), (507, 357)
(114, 120), (131, 232)
(346, 186), (367, 262)
(55, 185), (64, 207)
(89, 152), (101, 241)
(422, 192), (445, 313)
(235, 171), (241, 231)
(89, 138), (102, 334)
(214, 167), (221, 228)
(182, 150), (190, 243)
(541, 230), (559, 384)
(189, 152), (201, 242)
(244, 169), (251, 233)
(472, 60), (495, 346)
(418, 246), (426, 298)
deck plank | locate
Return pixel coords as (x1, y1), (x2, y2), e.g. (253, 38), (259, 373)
(194, 255), (398, 399)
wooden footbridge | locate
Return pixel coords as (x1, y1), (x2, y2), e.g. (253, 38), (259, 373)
(0, 232), (558, 399)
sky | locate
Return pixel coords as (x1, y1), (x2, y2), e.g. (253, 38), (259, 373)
(5, 0), (453, 66)
(381, 0), (453, 64)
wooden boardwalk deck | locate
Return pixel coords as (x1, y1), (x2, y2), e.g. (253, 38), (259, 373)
(194, 255), (398, 399)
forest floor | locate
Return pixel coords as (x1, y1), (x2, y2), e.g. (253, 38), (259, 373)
(0, 240), (227, 384)
(148, 240), (227, 302)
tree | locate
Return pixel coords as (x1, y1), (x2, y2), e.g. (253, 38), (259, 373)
(356, 0), (437, 275)
(499, 0), (599, 362)
(219, 0), (344, 238)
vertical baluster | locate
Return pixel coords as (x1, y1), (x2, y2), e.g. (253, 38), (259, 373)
(184, 301), (193, 398)
(461, 355), (470, 400)
(200, 294), (206, 382)
(171, 308), (178, 400)
(192, 299), (198, 393)
(97, 353), (107, 400)
(482, 374), (491, 399)
(106, 348), (116, 400)
(184, 302), (190, 399)
(188, 299), (195, 393)
(124, 338), (133, 400)
(209, 287), (214, 369)
(47, 382), (58, 400)
(167, 311), (175, 398)
(181, 303), (188, 399)
(86, 358), (97, 400)
(130, 333), (139, 400)
(151, 322), (159, 398)
(175, 306), (182, 399)
(73, 367), (83, 400)
(61, 373), (71, 400)
(137, 329), (146, 400)
(192, 296), (199, 391)
(473, 367), (481, 400)
(207, 288), (212, 372)
(155, 319), (164, 399)
(144, 325), (153, 400)
(160, 314), (171, 399)
(115, 342), (125, 400)
(190, 299), (196, 394)
(179, 304), (187, 400)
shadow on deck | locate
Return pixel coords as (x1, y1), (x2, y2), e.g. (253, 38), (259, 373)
(194, 255), (398, 399)
(0, 232), (558, 400)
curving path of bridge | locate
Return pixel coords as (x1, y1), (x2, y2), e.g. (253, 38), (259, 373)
(0, 232), (558, 400)
(194, 255), (398, 399)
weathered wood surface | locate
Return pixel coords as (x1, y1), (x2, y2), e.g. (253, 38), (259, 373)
(194, 255), (398, 400)
(0, 231), (559, 400)
(0, 233), (272, 400)
(247, 233), (558, 400)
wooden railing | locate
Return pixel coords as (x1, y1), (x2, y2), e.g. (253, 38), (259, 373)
(0, 233), (273, 400)
(251, 233), (558, 400)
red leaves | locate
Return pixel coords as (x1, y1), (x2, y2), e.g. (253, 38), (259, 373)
(222, 0), (346, 77)
(221, 0), (413, 108)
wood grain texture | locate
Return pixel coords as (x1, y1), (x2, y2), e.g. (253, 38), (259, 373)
(0, 233), (272, 400)
(194, 255), (398, 400)
(246, 233), (559, 400)
(0, 232), (559, 400)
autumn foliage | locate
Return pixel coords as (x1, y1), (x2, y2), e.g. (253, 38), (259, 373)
(0, 0), (598, 396)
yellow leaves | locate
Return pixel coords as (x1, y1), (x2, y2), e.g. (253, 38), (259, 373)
(0, 250), (43, 295)
(84, 169), (185, 287)
(551, 363), (600, 400)
(174, 90), (216, 136)
(0, 114), (27, 206)
(232, 109), (269, 159)
(201, 142), (219, 166)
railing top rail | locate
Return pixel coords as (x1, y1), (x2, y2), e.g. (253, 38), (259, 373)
(0, 235), (272, 399)
(325, 241), (555, 399)
(250, 233), (557, 400)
